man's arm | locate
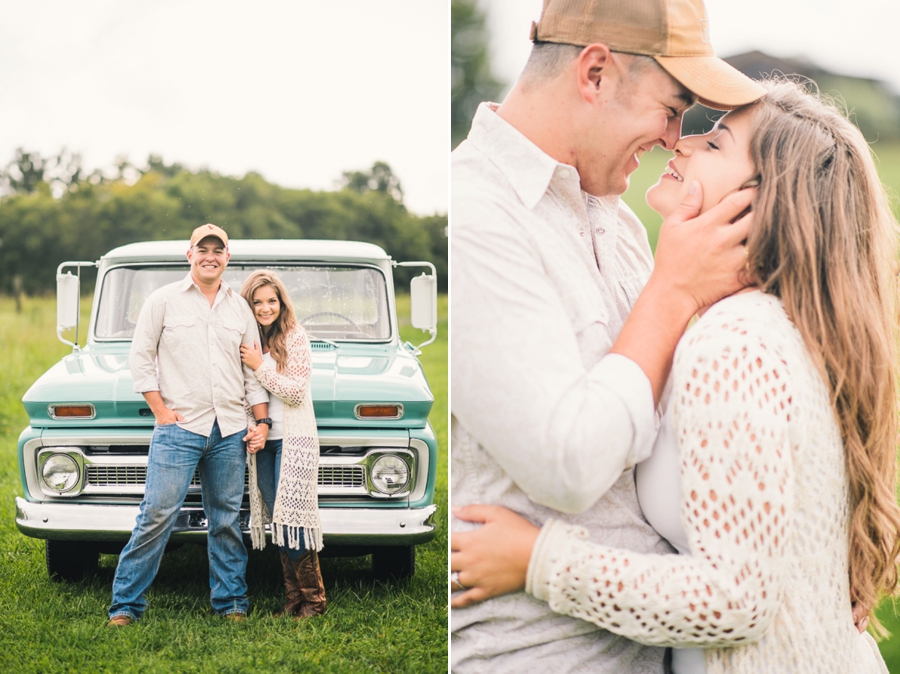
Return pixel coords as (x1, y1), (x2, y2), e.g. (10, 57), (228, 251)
(452, 185), (753, 515)
(131, 293), (183, 425)
(239, 302), (270, 449)
(610, 184), (754, 403)
(239, 304), (270, 408)
(245, 402), (270, 451)
(142, 391), (184, 425)
(452, 199), (654, 514)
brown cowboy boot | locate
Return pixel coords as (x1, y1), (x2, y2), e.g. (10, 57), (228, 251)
(293, 549), (327, 618)
(274, 550), (303, 617)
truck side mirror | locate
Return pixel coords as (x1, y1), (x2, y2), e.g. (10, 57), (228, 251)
(410, 273), (437, 332)
(57, 272), (79, 341)
(56, 261), (96, 350)
(394, 260), (438, 352)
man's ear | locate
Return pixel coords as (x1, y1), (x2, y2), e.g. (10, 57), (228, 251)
(576, 43), (613, 103)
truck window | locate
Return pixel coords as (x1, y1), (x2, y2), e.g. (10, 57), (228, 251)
(95, 265), (391, 341)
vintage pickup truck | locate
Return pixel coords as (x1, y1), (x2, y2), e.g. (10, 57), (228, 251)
(14, 239), (439, 581)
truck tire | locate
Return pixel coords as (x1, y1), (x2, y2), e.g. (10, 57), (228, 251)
(45, 540), (100, 582)
(372, 545), (415, 581)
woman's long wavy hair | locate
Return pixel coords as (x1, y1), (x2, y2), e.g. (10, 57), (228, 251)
(743, 79), (900, 632)
(240, 270), (297, 373)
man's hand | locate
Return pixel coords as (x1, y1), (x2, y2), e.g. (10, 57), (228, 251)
(154, 407), (185, 426)
(651, 181), (756, 314)
(851, 588), (871, 634)
(143, 391), (184, 426)
(450, 505), (540, 609)
(244, 424), (268, 454)
(610, 182), (757, 404)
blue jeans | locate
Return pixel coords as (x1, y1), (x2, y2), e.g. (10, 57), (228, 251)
(109, 420), (249, 620)
(256, 439), (307, 561)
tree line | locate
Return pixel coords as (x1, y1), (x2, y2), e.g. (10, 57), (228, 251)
(0, 151), (447, 296)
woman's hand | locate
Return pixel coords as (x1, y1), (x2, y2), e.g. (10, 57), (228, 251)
(240, 341), (263, 371)
(244, 425), (267, 454)
(450, 504), (540, 609)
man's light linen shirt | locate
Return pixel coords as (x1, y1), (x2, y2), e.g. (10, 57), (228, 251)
(131, 274), (269, 438)
(451, 103), (673, 673)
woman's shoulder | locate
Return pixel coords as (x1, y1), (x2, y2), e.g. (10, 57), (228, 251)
(284, 323), (311, 346)
(690, 290), (795, 344)
(674, 290), (804, 374)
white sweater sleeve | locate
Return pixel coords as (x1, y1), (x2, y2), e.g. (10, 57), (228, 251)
(526, 323), (795, 647)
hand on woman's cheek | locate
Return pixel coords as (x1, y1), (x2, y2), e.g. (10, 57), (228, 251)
(450, 504), (541, 608)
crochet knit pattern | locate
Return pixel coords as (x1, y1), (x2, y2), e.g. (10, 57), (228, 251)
(526, 291), (887, 673)
(247, 325), (323, 552)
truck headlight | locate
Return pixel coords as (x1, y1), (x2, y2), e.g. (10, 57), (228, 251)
(370, 454), (410, 495)
(41, 454), (81, 494)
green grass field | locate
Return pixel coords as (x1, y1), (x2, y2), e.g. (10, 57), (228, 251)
(623, 140), (900, 670)
(0, 293), (448, 673)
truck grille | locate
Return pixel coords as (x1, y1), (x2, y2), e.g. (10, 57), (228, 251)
(319, 465), (365, 488)
(88, 466), (145, 486)
(85, 465), (364, 490)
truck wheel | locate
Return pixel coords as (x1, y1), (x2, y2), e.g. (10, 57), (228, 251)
(372, 545), (415, 581)
(45, 540), (100, 582)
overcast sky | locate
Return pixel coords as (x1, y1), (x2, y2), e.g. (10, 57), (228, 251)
(0, 1), (449, 215)
(484, 0), (900, 97)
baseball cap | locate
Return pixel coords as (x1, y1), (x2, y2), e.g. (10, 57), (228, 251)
(530, 0), (766, 110)
(189, 223), (229, 249)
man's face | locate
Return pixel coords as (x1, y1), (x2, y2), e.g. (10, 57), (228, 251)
(577, 61), (693, 197)
(187, 236), (229, 285)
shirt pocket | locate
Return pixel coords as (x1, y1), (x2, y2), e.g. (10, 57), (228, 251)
(219, 315), (246, 351)
(162, 313), (197, 333)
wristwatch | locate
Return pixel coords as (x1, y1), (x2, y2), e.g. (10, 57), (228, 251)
(254, 417), (273, 428)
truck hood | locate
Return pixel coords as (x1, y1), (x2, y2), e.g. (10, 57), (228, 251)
(22, 343), (434, 429)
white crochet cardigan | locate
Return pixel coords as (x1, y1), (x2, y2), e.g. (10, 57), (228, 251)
(526, 291), (887, 673)
(247, 325), (323, 552)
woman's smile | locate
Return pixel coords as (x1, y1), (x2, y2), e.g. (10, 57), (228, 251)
(252, 285), (281, 328)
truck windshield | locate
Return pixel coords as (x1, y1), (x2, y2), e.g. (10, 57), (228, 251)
(95, 265), (392, 341)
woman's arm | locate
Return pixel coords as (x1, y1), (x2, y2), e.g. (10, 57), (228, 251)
(453, 326), (795, 648)
(252, 326), (312, 407)
(533, 329), (794, 646)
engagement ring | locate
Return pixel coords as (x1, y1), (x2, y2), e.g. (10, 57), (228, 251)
(451, 571), (467, 591)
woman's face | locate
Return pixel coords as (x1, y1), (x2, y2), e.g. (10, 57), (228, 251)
(251, 284), (281, 328)
(646, 108), (757, 218)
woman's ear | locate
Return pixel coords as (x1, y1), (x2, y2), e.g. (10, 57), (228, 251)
(576, 43), (613, 103)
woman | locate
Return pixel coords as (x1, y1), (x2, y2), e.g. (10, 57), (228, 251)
(240, 270), (326, 619)
(450, 79), (900, 672)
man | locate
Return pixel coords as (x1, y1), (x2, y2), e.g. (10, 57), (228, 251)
(450, 0), (764, 671)
(107, 224), (270, 625)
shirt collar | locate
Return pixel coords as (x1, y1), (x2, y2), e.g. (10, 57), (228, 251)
(466, 102), (583, 211)
(180, 272), (232, 296)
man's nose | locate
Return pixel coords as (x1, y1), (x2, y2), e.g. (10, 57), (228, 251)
(660, 117), (682, 151)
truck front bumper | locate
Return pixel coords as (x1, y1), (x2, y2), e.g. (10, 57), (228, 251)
(15, 497), (437, 546)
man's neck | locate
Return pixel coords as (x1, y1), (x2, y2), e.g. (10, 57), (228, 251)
(496, 80), (578, 170)
(191, 273), (221, 306)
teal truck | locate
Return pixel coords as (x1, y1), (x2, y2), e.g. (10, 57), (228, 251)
(14, 239), (439, 581)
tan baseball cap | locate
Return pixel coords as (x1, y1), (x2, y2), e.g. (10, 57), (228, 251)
(189, 223), (229, 248)
(530, 0), (766, 110)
